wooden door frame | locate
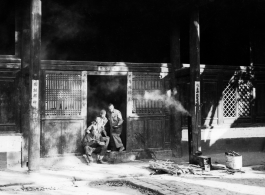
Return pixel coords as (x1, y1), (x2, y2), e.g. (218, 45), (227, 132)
(84, 71), (129, 149)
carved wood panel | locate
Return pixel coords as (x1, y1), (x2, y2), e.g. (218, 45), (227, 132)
(61, 121), (82, 154)
(41, 120), (61, 157)
(128, 119), (145, 150)
(131, 73), (165, 115)
(128, 116), (165, 150)
(45, 72), (82, 116)
(164, 116), (171, 148)
(41, 119), (83, 157)
(146, 118), (164, 148)
(0, 80), (17, 132)
(222, 80), (252, 123)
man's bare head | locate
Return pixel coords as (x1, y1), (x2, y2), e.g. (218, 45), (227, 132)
(108, 104), (114, 112)
(95, 117), (101, 123)
(100, 109), (106, 117)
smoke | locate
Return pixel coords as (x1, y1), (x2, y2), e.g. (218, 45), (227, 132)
(41, 0), (99, 60)
(86, 76), (127, 124)
(136, 88), (190, 116)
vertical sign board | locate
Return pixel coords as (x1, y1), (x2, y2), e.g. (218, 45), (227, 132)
(195, 81), (200, 113)
(81, 71), (88, 131)
(127, 72), (133, 116)
(126, 72), (133, 150)
(31, 80), (39, 110)
(31, 80), (39, 123)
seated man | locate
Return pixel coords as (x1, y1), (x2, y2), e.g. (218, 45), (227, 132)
(82, 118), (107, 164)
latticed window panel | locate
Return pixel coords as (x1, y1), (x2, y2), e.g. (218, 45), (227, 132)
(238, 81), (253, 117)
(132, 74), (164, 114)
(45, 72), (82, 116)
(223, 83), (237, 117)
(223, 81), (253, 118)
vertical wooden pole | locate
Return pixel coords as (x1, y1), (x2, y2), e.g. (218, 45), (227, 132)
(248, 8), (256, 124)
(170, 16), (183, 157)
(28, 0), (41, 171)
(189, 6), (201, 163)
(15, 3), (21, 57)
(20, 0), (31, 168)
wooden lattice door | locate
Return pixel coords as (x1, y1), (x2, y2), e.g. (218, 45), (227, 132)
(127, 72), (171, 150)
(41, 71), (86, 157)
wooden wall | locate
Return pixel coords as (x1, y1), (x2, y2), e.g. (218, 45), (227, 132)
(0, 58), (21, 132)
(40, 61), (172, 156)
(177, 64), (265, 128)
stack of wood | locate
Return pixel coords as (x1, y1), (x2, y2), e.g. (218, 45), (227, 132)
(149, 160), (198, 175)
(149, 160), (221, 178)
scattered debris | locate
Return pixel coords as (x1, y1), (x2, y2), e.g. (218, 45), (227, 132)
(211, 164), (227, 170)
(21, 185), (57, 191)
(226, 169), (245, 174)
(149, 159), (245, 178)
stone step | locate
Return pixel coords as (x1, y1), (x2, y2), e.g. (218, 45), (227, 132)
(84, 149), (173, 164)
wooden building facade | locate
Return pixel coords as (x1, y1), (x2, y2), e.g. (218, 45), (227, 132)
(0, 0), (265, 169)
(40, 61), (172, 158)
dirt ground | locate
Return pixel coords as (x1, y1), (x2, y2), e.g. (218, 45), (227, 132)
(1, 152), (265, 195)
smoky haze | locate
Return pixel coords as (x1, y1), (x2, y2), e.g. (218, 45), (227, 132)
(135, 89), (190, 116)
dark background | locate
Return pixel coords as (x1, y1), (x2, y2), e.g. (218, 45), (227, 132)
(1, 0), (265, 65)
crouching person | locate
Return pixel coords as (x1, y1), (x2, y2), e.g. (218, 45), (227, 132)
(82, 120), (107, 164)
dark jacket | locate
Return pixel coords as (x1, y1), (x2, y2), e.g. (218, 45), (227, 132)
(82, 132), (103, 147)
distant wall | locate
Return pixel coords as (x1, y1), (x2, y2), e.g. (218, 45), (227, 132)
(181, 127), (265, 155)
(0, 134), (22, 168)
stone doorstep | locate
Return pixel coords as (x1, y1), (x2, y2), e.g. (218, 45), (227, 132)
(103, 151), (137, 163)
(82, 149), (174, 164)
(104, 150), (173, 164)
(37, 149), (173, 167)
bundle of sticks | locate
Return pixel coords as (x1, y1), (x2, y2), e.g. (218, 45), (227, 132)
(149, 160), (199, 175)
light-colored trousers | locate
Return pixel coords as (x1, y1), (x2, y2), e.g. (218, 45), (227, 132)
(112, 133), (123, 148)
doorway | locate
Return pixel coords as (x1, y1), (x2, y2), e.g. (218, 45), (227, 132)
(87, 75), (127, 149)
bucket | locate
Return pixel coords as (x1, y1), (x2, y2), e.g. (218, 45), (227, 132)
(225, 155), (242, 169)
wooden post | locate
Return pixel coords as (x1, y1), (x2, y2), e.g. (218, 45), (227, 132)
(28, 0), (41, 171)
(20, 0), (31, 168)
(248, 9), (256, 124)
(189, 6), (201, 163)
(170, 17), (183, 157)
(15, 3), (21, 57)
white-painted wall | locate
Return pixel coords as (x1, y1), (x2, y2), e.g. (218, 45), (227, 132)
(0, 135), (22, 152)
(182, 127), (265, 146)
